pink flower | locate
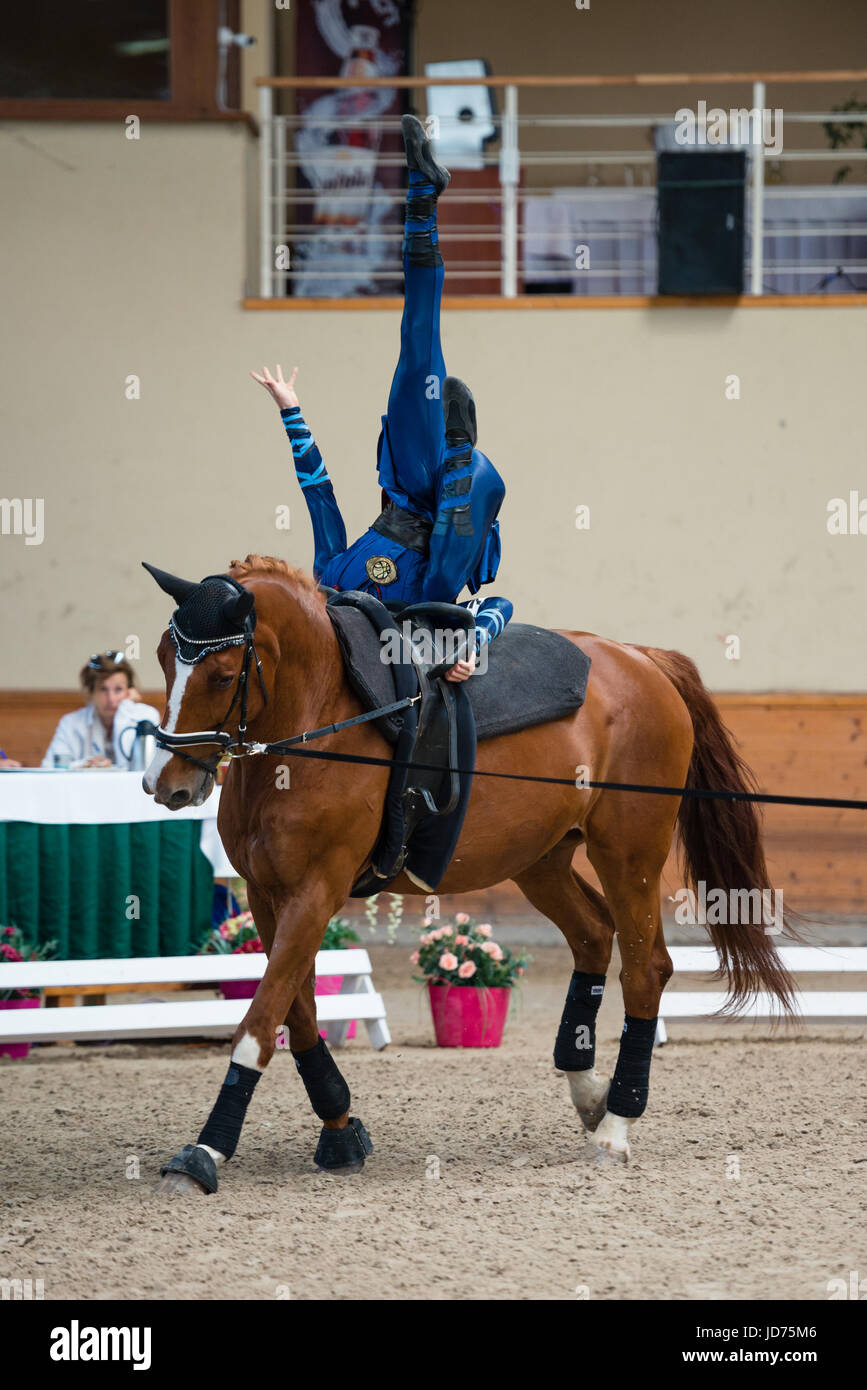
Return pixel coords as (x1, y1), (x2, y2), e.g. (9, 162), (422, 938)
(419, 934), (431, 946)
(438, 952), (458, 971)
(439, 925), (452, 936)
(455, 935), (469, 946)
(458, 961), (476, 979)
(410, 951), (420, 964)
(455, 912), (470, 925)
(3, 927), (14, 937)
(422, 917), (433, 928)
(477, 923), (492, 937)
(481, 941), (503, 961)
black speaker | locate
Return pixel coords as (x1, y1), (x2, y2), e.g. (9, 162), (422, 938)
(657, 150), (746, 295)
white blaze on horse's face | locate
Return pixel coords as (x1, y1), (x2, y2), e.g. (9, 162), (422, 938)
(142, 658), (193, 793)
(143, 658), (211, 805)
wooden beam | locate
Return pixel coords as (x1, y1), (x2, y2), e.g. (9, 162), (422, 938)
(0, 101), (256, 128)
(243, 294), (867, 311)
(171, 0), (221, 116)
(257, 71), (867, 90)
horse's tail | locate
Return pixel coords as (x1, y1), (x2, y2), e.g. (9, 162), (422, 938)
(640, 645), (799, 1016)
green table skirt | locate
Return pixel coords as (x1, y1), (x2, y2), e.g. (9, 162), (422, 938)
(0, 821), (214, 959)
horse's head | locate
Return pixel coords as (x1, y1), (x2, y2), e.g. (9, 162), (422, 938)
(141, 562), (273, 810)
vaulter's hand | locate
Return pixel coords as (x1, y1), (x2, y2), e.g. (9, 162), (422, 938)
(444, 654), (477, 683)
(250, 364), (300, 412)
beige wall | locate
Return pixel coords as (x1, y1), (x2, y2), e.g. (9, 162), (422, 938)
(1, 119), (865, 694)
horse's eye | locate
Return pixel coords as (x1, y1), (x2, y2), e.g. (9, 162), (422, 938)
(212, 673), (234, 689)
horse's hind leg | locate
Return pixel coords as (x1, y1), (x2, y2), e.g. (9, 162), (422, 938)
(514, 836), (616, 1133)
(584, 836), (673, 1164)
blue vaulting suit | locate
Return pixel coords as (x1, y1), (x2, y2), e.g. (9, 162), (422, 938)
(281, 171), (513, 655)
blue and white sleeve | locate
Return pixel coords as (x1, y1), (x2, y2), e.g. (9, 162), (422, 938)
(280, 407), (347, 579)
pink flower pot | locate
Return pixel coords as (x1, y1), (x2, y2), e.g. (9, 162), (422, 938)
(0, 996), (42, 1059)
(218, 978), (259, 1000)
(427, 981), (511, 1048)
(316, 975), (356, 1041)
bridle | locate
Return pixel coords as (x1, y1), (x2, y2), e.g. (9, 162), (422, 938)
(153, 579), (269, 777)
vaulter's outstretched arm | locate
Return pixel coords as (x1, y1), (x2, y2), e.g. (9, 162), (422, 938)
(251, 364), (347, 580)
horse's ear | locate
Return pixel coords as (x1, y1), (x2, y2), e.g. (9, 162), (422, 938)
(223, 588), (255, 627)
(142, 562), (199, 605)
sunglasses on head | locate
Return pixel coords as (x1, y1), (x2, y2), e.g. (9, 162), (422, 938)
(88, 650), (125, 669)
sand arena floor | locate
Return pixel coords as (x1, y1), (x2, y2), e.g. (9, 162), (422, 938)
(1, 944), (864, 1301)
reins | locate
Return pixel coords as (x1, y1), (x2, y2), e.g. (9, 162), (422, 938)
(158, 671), (867, 812)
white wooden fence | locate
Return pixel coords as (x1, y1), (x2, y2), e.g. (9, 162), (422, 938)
(0, 949), (390, 1051)
(656, 946), (867, 1044)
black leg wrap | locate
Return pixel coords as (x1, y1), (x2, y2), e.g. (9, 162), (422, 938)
(314, 1117), (373, 1172)
(293, 1036), (351, 1121)
(403, 229), (443, 267)
(553, 971), (605, 1071)
(159, 1143), (219, 1194)
(606, 1014), (658, 1118)
(196, 1062), (261, 1160)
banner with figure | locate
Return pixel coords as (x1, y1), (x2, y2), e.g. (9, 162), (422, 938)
(294, 0), (415, 297)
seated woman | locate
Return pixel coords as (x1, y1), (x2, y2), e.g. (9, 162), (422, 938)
(252, 114), (513, 683)
(42, 652), (160, 769)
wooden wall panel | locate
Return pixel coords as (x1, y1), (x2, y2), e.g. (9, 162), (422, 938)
(2, 691), (865, 914)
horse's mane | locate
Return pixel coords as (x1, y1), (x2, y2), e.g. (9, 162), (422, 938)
(227, 554), (323, 601)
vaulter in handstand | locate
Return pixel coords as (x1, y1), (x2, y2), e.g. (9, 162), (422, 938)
(252, 114), (512, 684)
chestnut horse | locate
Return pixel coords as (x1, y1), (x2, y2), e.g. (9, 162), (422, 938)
(144, 555), (795, 1194)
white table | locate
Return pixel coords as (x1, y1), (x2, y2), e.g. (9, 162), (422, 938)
(0, 769), (235, 877)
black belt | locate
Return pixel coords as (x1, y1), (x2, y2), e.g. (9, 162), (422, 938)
(371, 502), (433, 556)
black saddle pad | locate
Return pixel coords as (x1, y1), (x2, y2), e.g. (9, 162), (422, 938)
(327, 608), (591, 744)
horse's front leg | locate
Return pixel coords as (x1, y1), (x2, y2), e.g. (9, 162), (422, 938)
(284, 970), (373, 1175)
(155, 880), (364, 1196)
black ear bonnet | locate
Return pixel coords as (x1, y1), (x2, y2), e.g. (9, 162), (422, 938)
(142, 563), (256, 665)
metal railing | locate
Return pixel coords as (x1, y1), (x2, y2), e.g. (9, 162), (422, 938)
(255, 71), (867, 300)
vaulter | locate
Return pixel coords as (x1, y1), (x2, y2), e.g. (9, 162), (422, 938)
(252, 114), (513, 683)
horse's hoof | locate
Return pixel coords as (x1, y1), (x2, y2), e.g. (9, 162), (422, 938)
(154, 1143), (218, 1196)
(314, 1117), (373, 1174)
(585, 1112), (635, 1164)
(152, 1170), (211, 1196)
(565, 1069), (610, 1133)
